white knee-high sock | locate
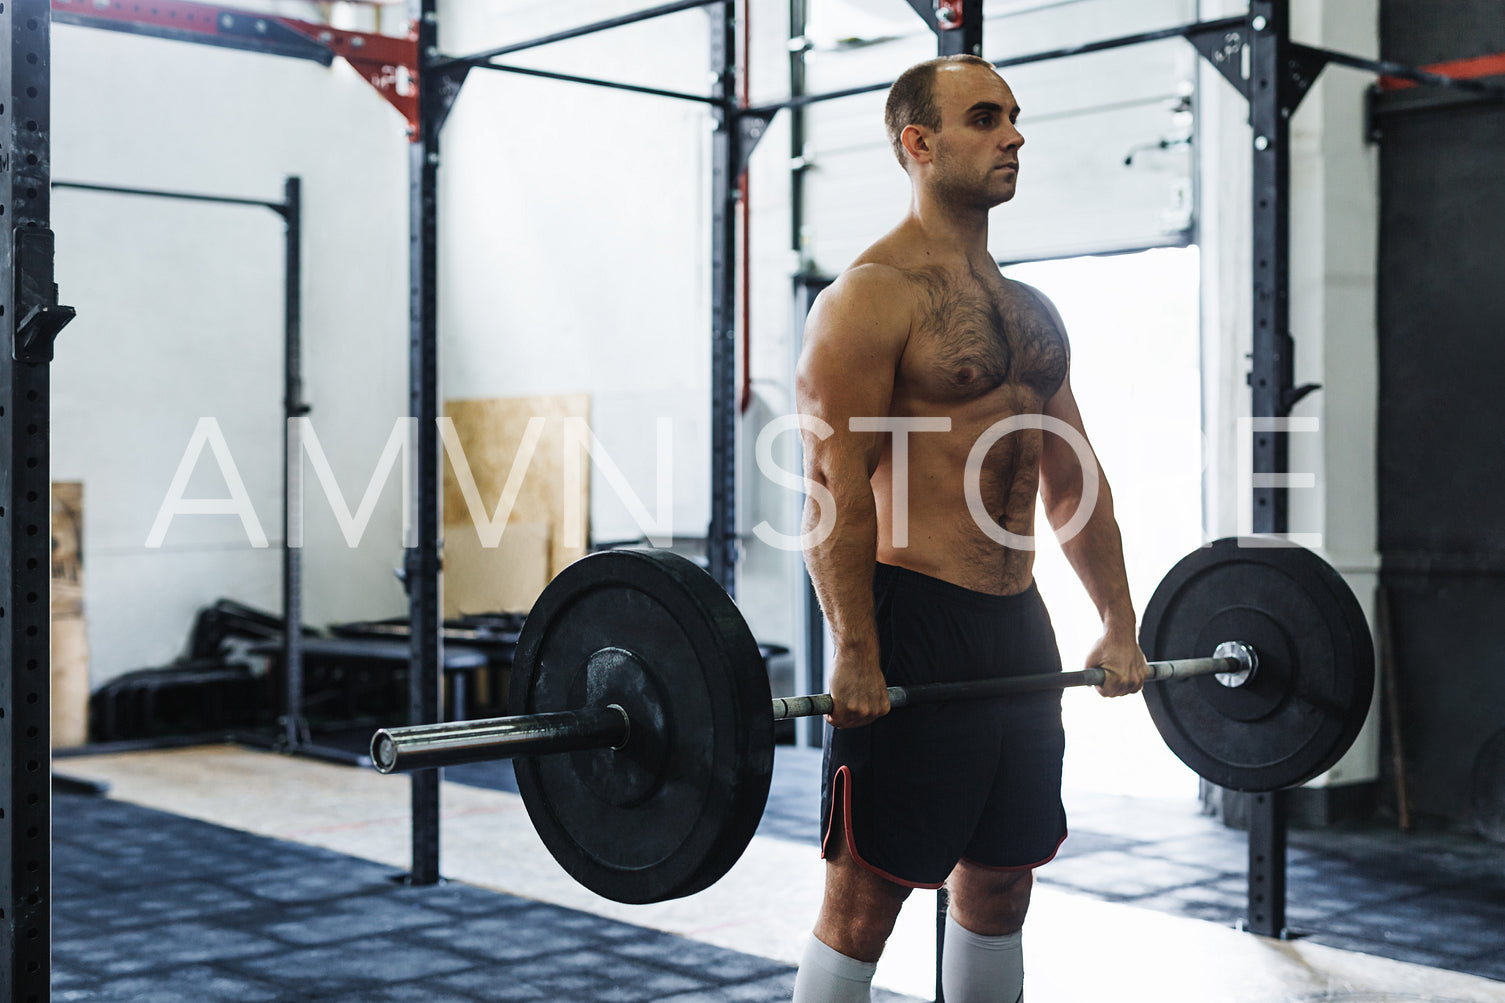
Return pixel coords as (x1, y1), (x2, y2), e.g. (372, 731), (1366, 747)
(792, 935), (878, 1003)
(940, 912), (1024, 1003)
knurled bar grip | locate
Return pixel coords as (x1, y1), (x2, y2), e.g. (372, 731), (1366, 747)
(769, 655), (1239, 720)
(371, 652), (1247, 775)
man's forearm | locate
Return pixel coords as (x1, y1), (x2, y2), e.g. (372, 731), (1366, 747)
(803, 479), (882, 656)
(1053, 479), (1136, 633)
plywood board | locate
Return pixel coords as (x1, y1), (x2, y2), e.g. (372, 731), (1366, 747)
(442, 520), (551, 618)
(442, 394), (589, 614)
(51, 482), (89, 747)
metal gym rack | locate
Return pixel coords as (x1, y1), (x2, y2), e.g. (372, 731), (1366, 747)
(7, 0), (1505, 997)
(45, 177), (315, 759)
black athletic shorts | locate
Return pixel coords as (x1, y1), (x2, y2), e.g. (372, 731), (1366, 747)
(819, 562), (1069, 887)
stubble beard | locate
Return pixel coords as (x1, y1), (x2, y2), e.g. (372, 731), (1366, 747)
(929, 155), (1015, 214)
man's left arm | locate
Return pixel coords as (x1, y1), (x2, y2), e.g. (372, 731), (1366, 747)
(1031, 291), (1149, 697)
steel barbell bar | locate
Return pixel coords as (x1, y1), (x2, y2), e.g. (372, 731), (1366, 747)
(371, 642), (1257, 775)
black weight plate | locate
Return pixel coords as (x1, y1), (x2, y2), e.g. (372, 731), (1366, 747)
(510, 549), (774, 904)
(1140, 538), (1374, 791)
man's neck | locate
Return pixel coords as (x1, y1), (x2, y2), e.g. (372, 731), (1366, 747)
(905, 192), (992, 266)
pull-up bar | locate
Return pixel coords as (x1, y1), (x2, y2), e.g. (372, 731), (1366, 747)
(432, 7), (1505, 123)
(433, 0), (725, 72)
(53, 180), (291, 215)
(743, 15), (1249, 117)
(475, 62), (723, 105)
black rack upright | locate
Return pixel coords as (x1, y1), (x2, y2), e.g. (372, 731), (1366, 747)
(4, 0), (71, 997)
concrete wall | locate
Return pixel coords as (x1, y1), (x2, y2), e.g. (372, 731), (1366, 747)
(1376, 0), (1505, 827)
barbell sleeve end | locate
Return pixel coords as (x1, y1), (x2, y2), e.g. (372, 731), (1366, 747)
(1213, 640), (1258, 687)
(372, 731), (398, 774)
(370, 706), (633, 774)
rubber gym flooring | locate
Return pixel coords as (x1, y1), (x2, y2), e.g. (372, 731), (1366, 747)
(53, 791), (918, 1003)
(456, 747), (1505, 982)
(51, 744), (1505, 1001)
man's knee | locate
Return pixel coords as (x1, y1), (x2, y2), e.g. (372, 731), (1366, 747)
(812, 809), (912, 959)
(815, 848), (911, 961)
(949, 866), (1033, 936)
(818, 906), (902, 961)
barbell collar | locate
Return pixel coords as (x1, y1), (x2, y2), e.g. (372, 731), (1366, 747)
(1212, 640), (1258, 687)
(371, 705), (630, 774)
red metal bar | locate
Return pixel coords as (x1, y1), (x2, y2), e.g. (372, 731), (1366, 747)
(312, 26), (418, 134)
(52, 0), (222, 38)
(50, 0), (418, 133)
(1379, 51), (1505, 91)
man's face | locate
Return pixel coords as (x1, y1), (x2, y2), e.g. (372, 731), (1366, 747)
(922, 64), (1025, 209)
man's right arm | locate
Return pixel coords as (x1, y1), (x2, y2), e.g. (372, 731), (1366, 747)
(794, 265), (911, 728)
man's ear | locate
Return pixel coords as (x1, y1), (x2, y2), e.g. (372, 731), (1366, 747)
(901, 124), (933, 165)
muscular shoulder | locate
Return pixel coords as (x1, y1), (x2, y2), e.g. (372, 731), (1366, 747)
(805, 263), (915, 352)
(797, 264), (914, 416)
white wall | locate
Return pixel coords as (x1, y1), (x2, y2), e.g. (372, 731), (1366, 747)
(1198, 0), (1382, 786)
(796, 0), (1198, 271)
(437, 1), (716, 543)
(50, 24), (411, 684)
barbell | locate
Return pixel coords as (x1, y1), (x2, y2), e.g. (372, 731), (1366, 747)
(369, 537), (1374, 904)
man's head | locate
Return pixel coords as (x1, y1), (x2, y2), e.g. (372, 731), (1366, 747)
(884, 55), (1025, 208)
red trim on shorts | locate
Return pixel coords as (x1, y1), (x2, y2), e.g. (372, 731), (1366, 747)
(820, 765), (947, 890)
(960, 828), (1069, 872)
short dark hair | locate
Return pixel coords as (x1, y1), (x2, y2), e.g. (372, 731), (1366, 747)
(884, 54), (997, 168)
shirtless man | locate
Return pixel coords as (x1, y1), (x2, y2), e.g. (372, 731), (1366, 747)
(791, 55), (1151, 1003)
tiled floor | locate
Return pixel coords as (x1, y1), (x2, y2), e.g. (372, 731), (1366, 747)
(53, 792), (918, 1002)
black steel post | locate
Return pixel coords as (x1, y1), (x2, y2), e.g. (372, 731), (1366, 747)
(1247, 0), (1292, 939)
(1248, 789), (1287, 937)
(4, 1), (61, 997)
(281, 176), (307, 751)
(792, 276), (829, 749)
(708, 0), (738, 594)
(935, 886), (949, 1002)
(788, 0), (808, 260)
(936, 0), (983, 57)
(789, 1), (821, 750)
(407, 0), (443, 886)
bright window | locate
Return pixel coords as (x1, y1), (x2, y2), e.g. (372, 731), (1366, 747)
(1005, 245), (1203, 799)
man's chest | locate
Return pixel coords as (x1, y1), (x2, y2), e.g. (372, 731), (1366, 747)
(898, 270), (1068, 407)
